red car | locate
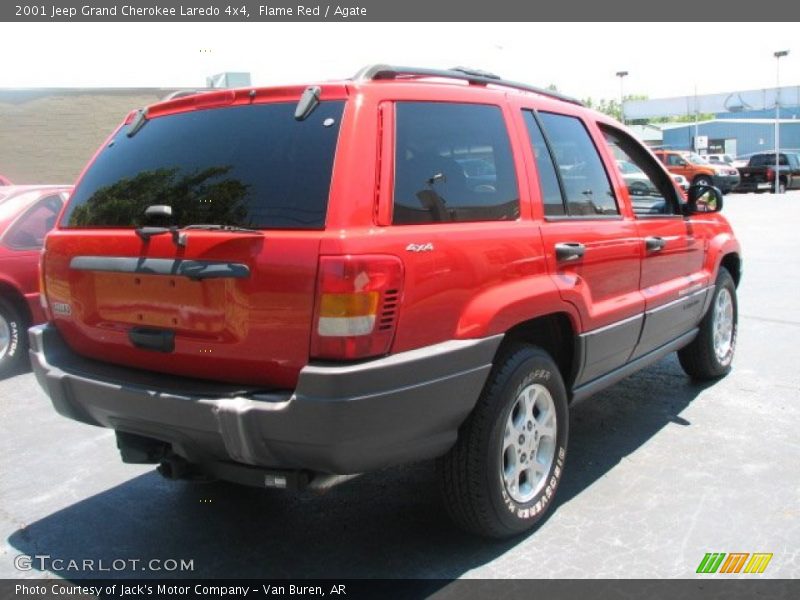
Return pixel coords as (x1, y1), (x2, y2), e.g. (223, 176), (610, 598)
(0, 185), (71, 375)
(31, 66), (740, 537)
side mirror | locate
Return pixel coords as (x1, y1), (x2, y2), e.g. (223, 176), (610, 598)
(685, 184), (723, 214)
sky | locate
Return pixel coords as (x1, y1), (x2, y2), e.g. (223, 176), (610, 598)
(1, 22), (798, 103)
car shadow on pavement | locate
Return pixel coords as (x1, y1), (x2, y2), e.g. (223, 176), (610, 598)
(0, 360), (31, 381)
(7, 355), (712, 580)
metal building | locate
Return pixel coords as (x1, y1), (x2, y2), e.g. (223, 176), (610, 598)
(660, 119), (800, 158)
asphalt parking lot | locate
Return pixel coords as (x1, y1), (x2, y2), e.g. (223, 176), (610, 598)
(1, 192), (799, 580)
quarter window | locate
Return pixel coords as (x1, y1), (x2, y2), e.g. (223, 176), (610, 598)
(537, 112), (619, 216)
(393, 102), (519, 224)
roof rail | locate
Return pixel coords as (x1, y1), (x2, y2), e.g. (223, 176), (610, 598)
(161, 89), (214, 101)
(354, 64), (583, 106)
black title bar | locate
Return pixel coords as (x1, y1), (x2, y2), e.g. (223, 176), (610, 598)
(3, 0), (800, 21)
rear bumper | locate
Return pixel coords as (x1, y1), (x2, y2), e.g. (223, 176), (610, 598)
(735, 178), (772, 192)
(30, 324), (500, 475)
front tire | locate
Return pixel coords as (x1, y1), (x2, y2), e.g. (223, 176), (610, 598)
(0, 296), (26, 377)
(438, 345), (569, 538)
(678, 267), (737, 380)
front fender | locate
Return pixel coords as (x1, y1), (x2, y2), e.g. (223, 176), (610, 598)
(706, 231), (741, 281)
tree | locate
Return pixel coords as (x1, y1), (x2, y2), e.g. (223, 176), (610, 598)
(68, 166), (250, 228)
(580, 93), (713, 125)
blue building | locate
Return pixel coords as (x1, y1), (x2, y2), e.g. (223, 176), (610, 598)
(661, 118), (800, 158)
(714, 107), (800, 120)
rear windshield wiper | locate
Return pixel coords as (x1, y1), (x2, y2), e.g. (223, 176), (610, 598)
(181, 224), (264, 234)
(136, 224), (262, 248)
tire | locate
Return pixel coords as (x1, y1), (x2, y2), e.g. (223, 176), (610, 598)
(0, 296), (27, 377)
(694, 175), (713, 188)
(438, 345), (569, 538)
(628, 181), (648, 196)
(777, 180), (787, 194)
(678, 267), (737, 381)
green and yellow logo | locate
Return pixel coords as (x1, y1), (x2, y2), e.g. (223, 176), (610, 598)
(696, 552), (773, 574)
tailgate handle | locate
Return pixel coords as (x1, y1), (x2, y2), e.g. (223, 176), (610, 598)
(128, 328), (175, 353)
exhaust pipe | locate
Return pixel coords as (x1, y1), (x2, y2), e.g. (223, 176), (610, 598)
(157, 455), (191, 480)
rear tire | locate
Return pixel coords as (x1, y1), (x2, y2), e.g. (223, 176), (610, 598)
(438, 345), (569, 538)
(678, 267), (737, 380)
(0, 296), (26, 377)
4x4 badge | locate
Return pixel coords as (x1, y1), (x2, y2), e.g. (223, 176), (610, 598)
(51, 302), (72, 316)
(405, 243), (434, 253)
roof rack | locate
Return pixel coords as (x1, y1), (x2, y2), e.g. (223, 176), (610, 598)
(354, 64), (583, 106)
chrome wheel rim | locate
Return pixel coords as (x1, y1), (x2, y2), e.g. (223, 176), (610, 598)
(712, 288), (734, 363)
(0, 313), (10, 358)
(502, 383), (557, 503)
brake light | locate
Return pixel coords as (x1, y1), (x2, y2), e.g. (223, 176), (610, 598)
(311, 255), (403, 360)
(38, 248), (53, 322)
(766, 168), (775, 182)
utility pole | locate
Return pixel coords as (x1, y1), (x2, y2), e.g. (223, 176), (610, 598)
(694, 85), (699, 152)
(774, 50), (789, 194)
(616, 71), (628, 124)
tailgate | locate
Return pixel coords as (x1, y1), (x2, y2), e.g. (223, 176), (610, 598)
(44, 230), (320, 388)
(43, 95), (346, 388)
(739, 168), (767, 183)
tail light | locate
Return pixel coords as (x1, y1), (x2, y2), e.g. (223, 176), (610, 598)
(766, 168), (775, 182)
(311, 255), (403, 360)
(38, 248), (53, 322)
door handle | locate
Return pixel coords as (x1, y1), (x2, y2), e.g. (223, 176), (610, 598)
(555, 242), (586, 262)
(645, 236), (666, 252)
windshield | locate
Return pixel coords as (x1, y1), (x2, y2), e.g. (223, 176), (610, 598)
(686, 153), (708, 164)
(0, 190), (43, 221)
(61, 101), (345, 229)
(617, 160), (644, 175)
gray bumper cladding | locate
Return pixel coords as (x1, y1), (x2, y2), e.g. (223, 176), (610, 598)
(29, 324), (501, 475)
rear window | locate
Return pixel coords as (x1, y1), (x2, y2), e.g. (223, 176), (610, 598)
(62, 101), (345, 229)
(750, 153), (789, 167)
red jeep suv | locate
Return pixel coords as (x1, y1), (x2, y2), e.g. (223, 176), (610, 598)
(31, 66), (741, 538)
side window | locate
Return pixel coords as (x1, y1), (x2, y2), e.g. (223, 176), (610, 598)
(393, 102), (519, 224)
(667, 154), (685, 166)
(522, 111), (565, 216)
(3, 194), (63, 250)
(537, 112), (619, 216)
(601, 125), (680, 216)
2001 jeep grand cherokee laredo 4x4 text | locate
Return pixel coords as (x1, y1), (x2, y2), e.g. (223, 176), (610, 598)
(31, 66), (741, 538)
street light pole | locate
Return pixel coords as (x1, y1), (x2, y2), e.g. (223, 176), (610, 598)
(774, 50), (789, 194)
(616, 71), (628, 124)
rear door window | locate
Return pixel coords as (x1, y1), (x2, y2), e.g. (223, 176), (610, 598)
(393, 102), (519, 224)
(61, 101), (345, 229)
